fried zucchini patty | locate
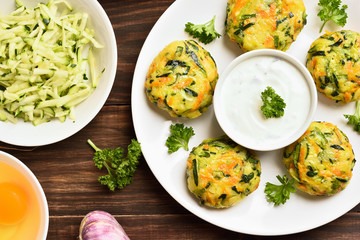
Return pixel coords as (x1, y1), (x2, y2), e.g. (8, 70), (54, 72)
(225, 0), (307, 52)
(306, 30), (360, 103)
(283, 122), (356, 196)
(145, 40), (218, 119)
(186, 136), (261, 208)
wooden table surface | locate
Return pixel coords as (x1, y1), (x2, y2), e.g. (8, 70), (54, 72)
(1, 0), (359, 239)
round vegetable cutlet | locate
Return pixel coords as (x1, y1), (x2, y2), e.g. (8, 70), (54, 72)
(225, 0), (307, 52)
(145, 40), (218, 119)
(186, 136), (261, 208)
(283, 122), (356, 196)
(306, 30), (360, 103)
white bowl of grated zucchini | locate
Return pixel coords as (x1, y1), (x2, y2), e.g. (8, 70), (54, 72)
(213, 49), (318, 151)
(0, 0), (117, 146)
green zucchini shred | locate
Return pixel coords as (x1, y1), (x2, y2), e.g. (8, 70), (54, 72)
(192, 159), (199, 186)
(293, 143), (301, 169)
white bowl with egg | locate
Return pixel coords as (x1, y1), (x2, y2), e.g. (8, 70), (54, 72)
(0, 151), (48, 240)
(214, 49), (317, 151)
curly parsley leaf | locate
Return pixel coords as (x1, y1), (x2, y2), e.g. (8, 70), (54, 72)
(260, 86), (286, 119)
(265, 175), (296, 206)
(185, 15), (221, 44)
(87, 139), (142, 191)
(344, 100), (360, 133)
(317, 0), (348, 33)
(166, 123), (195, 153)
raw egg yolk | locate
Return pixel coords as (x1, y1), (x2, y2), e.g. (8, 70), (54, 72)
(0, 182), (28, 225)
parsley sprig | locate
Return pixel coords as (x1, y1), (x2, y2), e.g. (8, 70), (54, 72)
(260, 86), (286, 119)
(265, 175), (296, 206)
(166, 123), (195, 153)
(185, 15), (221, 44)
(344, 100), (360, 133)
(87, 139), (142, 191)
(317, 0), (348, 33)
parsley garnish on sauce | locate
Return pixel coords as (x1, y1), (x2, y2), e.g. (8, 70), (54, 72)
(260, 86), (286, 119)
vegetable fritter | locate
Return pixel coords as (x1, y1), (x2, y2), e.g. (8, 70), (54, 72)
(225, 0), (307, 52)
(145, 40), (218, 119)
(283, 122), (356, 196)
(306, 30), (360, 103)
(186, 136), (261, 208)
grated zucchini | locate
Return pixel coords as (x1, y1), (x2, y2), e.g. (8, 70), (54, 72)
(0, 0), (104, 125)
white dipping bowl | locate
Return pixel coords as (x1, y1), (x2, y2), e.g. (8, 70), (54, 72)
(0, 151), (49, 240)
(0, 0), (117, 147)
(214, 49), (317, 151)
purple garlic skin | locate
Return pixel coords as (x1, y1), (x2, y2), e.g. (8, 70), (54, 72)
(79, 210), (130, 240)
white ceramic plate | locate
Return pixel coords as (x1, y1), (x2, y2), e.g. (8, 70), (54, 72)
(132, 0), (360, 235)
(0, 0), (117, 146)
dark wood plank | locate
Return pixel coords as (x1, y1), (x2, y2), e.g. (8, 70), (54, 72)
(48, 212), (360, 240)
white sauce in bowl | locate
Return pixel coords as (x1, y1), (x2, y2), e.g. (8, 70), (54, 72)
(214, 49), (317, 151)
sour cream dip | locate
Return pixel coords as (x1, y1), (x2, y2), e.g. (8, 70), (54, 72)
(214, 49), (317, 151)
